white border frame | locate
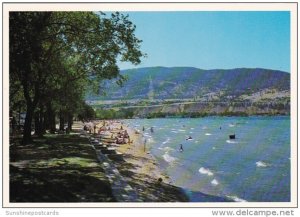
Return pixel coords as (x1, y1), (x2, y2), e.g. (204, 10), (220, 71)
(2, 2), (298, 208)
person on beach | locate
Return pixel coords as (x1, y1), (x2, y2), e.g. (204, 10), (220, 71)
(128, 136), (131, 144)
(124, 130), (129, 138)
(157, 177), (163, 184)
(142, 126), (145, 131)
(144, 138), (147, 152)
(150, 127), (154, 133)
(179, 144), (184, 152)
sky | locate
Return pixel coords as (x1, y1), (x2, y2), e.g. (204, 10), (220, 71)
(115, 11), (290, 72)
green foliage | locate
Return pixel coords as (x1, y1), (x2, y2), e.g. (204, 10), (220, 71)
(146, 112), (167, 119)
(9, 12), (144, 143)
(95, 108), (134, 119)
(95, 109), (116, 119)
(145, 111), (209, 119)
(77, 103), (96, 122)
(219, 111), (249, 117)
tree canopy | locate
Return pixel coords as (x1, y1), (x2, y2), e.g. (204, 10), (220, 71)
(9, 11), (144, 144)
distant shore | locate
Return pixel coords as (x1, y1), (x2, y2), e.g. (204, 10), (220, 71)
(92, 113), (290, 122)
(92, 100), (290, 119)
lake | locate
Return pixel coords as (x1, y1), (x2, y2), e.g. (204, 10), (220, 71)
(124, 116), (290, 202)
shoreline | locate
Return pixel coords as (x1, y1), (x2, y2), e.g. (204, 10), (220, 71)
(93, 114), (290, 122)
(115, 122), (172, 185)
(91, 120), (188, 202)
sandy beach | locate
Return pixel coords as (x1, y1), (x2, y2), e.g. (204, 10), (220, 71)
(87, 120), (188, 202)
(116, 123), (172, 183)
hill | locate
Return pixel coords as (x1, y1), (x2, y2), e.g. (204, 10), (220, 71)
(87, 67), (290, 102)
(87, 67), (290, 117)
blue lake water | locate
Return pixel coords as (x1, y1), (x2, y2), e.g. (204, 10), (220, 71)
(124, 116), (290, 202)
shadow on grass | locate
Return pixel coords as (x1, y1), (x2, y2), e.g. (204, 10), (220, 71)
(10, 134), (115, 202)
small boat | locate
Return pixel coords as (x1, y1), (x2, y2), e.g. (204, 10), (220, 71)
(229, 134), (235, 139)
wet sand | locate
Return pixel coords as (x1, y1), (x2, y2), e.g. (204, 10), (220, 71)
(89, 120), (188, 202)
(115, 122), (172, 184)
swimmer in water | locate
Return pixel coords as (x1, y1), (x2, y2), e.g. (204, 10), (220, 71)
(186, 136), (192, 140)
(179, 144), (184, 152)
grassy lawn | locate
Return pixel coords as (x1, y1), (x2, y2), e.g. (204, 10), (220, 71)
(10, 134), (115, 202)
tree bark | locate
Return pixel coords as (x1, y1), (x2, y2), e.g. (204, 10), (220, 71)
(34, 104), (45, 137)
(49, 111), (56, 133)
(21, 80), (40, 144)
(34, 112), (40, 135)
(67, 113), (73, 132)
(39, 106), (45, 136)
(46, 103), (56, 133)
(22, 102), (34, 144)
(42, 110), (47, 134)
(59, 110), (65, 131)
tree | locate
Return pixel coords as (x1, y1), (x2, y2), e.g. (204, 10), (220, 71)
(77, 102), (96, 122)
(10, 12), (144, 144)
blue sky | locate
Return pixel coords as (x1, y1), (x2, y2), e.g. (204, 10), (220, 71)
(116, 11), (290, 72)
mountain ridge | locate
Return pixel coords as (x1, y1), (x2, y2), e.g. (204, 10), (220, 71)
(87, 66), (290, 101)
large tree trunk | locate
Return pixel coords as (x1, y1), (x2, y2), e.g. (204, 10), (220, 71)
(67, 113), (73, 133)
(34, 111), (46, 137)
(49, 111), (56, 133)
(46, 103), (56, 133)
(43, 110), (48, 134)
(34, 105), (45, 137)
(22, 102), (34, 144)
(59, 110), (65, 131)
(39, 106), (45, 136)
(34, 112), (40, 135)
(21, 79), (40, 144)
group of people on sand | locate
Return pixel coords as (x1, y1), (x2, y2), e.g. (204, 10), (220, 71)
(82, 120), (112, 133)
(83, 120), (133, 145)
(83, 124), (93, 134)
(115, 129), (131, 144)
